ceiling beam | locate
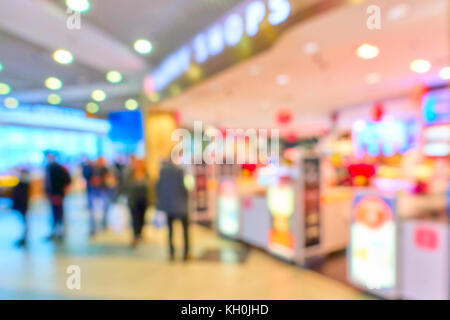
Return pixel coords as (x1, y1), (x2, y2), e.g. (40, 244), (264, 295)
(0, 0), (148, 75)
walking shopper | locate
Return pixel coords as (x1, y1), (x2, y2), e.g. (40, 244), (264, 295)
(156, 158), (190, 261)
(12, 168), (31, 247)
(44, 152), (71, 241)
(124, 159), (149, 248)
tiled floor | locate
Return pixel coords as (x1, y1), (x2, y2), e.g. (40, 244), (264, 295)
(0, 195), (370, 300)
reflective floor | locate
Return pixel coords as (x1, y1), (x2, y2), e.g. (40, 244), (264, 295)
(0, 195), (370, 299)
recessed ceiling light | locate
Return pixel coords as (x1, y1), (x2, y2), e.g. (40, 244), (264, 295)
(45, 77), (63, 90)
(0, 62), (3, 72)
(4, 97), (18, 109)
(91, 89), (106, 102)
(249, 65), (262, 76)
(86, 102), (99, 114)
(439, 66), (450, 80)
(276, 74), (290, 85)
(356, 43), (379, 59)
(53, 49), (73, 64)
(365, 72), (381, 84)
(0, 82), (11, 95)
(134, 39), (153, 55)
(106, 70), (122, 83)
(303, 42), (319, 55)
(47, 94), (62, 105)
(387, 3), (409, 21)
(410, 59), (431, 74)
(66, 0), (90, 12)
(125, 99), (139, 110)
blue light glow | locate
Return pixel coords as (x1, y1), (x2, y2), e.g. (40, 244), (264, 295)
(245, 1), (266, 37)
(224, 14), (244, 46)
(268, 0), (291, 25)
(207, 25), (225, 56)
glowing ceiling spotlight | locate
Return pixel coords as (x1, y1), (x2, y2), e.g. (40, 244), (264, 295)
(86, 102), (99, 114)
(134, 39), (153, 55)
(3, 97), (19, 109)
(53, 49), (73, 64)
(410, 59), (431, 74)
(45, 77), (63, 90)
(106, 70), (122, 83)
(66, 0), (90, 13)
(0, 82), (11, 95)
(356, 43), (379, 59)
(439, 66), (450, 80)
(125, 98), (139, 110)
(47, 94), (62, 105)
(91, 89), (106, 102)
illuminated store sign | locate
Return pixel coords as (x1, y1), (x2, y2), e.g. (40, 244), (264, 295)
(151, 0), (291, 92)
(0, 104), (110, 134)
(349, 194), (397, 292)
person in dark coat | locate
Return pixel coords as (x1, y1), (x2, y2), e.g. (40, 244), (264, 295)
(44, 152), (71, 241)
(156, 158), (190, 261)
(12, 168), (31, 247)
(90, 157), (117, 231)
(81, 156), (95, 236)
(124, 159), (149, 248)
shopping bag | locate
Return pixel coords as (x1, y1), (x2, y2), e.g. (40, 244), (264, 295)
(153, 210), (167, 229)
(108, 201), (130, 232)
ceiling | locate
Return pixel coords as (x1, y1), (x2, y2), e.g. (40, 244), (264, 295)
(0, 0), (245, 113)
(159, 0), (449, 130)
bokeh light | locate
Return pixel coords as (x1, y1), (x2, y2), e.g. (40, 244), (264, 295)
(134, 39), (153, 55)
(410, 59), (431, 74)
(356, 43), (379, 59)
(45, 77), (63, 90)
(53, 49), (74, 64)
(106, 70), (122, 83)
(91, 89), (106, 102)
(125, 98), (139, 110)
(66, 0), (90, 13)
(86, 102), (99, 114)
(3, 97), (19, 109)
(47, 93), (62, 105)
(0, 82), (11, 95)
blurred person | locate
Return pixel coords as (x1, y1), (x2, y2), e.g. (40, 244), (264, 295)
(11, 168), (31, 247)
(80, 155), (95, 236)
(113, 155), (126, 199)
(124, 159), (149, 248)
(156, 157), (190, 261)
(90, 156), (117, 232)
(44, 152), (71, 241)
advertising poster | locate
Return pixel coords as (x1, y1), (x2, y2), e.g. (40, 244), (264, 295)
(302, 158), (321, 248)
(349, 193), (397, 293)
(194, 163), (208, 212)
